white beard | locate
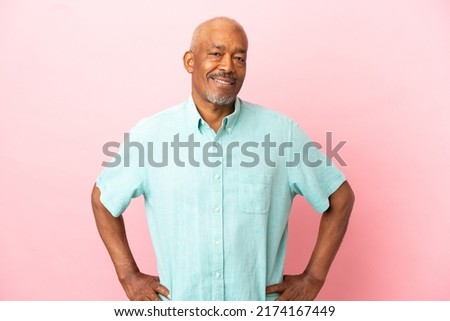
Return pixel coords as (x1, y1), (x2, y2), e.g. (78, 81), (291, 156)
(206, 92), (235, 106)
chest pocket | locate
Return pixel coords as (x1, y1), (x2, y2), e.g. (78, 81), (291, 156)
(239, 173), (272, 214)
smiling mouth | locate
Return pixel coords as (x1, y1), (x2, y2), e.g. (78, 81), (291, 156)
(212, 78), (236, 86)
(208, 73), (238, 87)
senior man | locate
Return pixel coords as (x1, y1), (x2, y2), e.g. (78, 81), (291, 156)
(91, 16), (354, 301)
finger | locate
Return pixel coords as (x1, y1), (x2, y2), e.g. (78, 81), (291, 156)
(133, 294), (153, 301)
(266, 282), (286, 294)
(275, 292), (290, 301)
(147, 294), (162, 301)
(153, 294), (163, 301)
(145, 290), (163, 301)
(152, 282), (171, 300)
(275, 288), (295, 301)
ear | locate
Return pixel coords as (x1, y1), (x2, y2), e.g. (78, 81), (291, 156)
(183, 51), (194, 73)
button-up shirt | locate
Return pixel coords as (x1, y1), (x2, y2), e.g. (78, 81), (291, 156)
(96, 96), (346, 300)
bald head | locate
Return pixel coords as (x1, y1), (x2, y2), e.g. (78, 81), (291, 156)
(190, 17), (248, 53)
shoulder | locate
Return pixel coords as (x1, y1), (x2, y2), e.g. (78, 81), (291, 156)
(238, 99), (313, 142)
(134, 101), (186, 129)
(239, 99), (296, 127)
(127, 101), (188, 138)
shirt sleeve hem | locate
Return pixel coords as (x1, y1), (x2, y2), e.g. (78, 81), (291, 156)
(95, 177), (123, 218)
(314, 172), (347, 213)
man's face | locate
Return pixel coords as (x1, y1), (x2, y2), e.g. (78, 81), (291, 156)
(185, 23), (248, 108)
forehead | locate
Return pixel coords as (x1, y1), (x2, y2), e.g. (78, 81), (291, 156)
(198, 24), (248, 52)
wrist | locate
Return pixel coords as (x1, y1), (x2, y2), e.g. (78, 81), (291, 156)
(302, 268), (327, 285)
(115, 262), (140, 283)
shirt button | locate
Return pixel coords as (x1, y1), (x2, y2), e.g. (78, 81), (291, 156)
(215, 272), (221, 278)
(215, 240), (220, 245)
(214, 207), (220, 213)
(227, 128), (232, 133)
(214, 174), (220, 180)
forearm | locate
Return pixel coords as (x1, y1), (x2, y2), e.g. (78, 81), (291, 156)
(91, 185), (139, 281)
(304, 181), (354, 281)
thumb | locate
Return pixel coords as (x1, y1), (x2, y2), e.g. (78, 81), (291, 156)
(266, 281), (286, 294)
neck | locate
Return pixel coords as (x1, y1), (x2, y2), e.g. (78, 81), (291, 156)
(192, 94), (235, 133)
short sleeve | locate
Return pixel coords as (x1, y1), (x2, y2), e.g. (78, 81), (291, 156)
(287, 122), (346, 213)
(95, 126), (146, 217)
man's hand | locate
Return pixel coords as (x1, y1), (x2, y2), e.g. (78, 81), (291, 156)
(120, 272), (170, 301)
(266, 273), (325, 301)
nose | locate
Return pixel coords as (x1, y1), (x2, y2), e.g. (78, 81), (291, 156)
(219, 54), (235, 73)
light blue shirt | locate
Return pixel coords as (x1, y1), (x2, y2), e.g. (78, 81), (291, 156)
(96, 96), (346, 300)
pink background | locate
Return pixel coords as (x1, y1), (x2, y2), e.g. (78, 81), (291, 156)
(1, 0), (449, 300)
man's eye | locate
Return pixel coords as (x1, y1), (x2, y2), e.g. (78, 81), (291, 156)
(235, 57), (246, 63)
(209, 52), (221, 56)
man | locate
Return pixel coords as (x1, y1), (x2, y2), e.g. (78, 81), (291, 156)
(91, 16), (354, 301)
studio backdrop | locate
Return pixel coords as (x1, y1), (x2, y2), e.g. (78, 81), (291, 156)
(0, 0), (449, 300)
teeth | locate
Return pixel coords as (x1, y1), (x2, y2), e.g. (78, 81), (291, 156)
(214, 78), (233, 85)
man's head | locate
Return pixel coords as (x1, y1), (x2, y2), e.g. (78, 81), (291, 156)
(184, 17), (248, 109)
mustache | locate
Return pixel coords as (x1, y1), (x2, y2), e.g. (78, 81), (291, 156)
(207, 72), (238, 83)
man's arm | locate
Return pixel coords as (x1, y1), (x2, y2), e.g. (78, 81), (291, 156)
(266, 180), (355, 300)
(91, 184), (170, 300)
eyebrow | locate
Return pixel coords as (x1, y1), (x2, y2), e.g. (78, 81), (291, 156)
(209, 43), (247, 54)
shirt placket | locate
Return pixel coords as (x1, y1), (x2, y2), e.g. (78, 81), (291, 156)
(210, 135), (225, 300)
(199, 118), (228, 300)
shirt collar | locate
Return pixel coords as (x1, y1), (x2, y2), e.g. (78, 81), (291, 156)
(186, 95), (241, 134)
